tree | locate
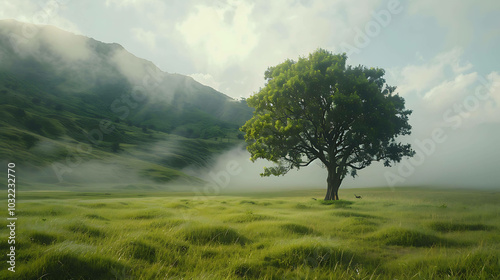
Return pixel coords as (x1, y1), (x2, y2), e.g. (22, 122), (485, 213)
(22, 134), (38, 149)
(111, 142), (120, 153)
(241, 49), (414, 200)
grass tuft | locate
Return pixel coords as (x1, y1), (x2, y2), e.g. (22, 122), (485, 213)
(78, 203), (108, 208)
(85, 214), (109, 221)
(225, 213), (273, 223)
(280, 223), (314, 235)
(201, 249), (218, 259)
(320, 199), (354, 208)
(264, 242), (366, 269)
(128, 211), (163, 220)
(167, 203), (190, 209)
(339, 217), (379, 234)
(233, 262), (261, 278)
(240, 200), (256, 205)
(428, 221), (494, 232)
(294, 203), (311, 209)
(332, 211), (378, 219)
(18, 252), (129, 280)
(389, 251), (500, 279)
(182, 225), (249, 245)
(371, 227), (458, 247)
(29, 232), (59, 245)
(67, 223), (105, 238)
(128, 240), (157, 263)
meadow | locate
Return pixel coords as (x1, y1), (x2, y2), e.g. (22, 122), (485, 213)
(1, 187), (499, 279)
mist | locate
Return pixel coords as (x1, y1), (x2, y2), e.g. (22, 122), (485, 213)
(185, 122), (500, 195)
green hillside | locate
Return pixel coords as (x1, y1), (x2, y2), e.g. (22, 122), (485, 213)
(0, 20), (252, 186)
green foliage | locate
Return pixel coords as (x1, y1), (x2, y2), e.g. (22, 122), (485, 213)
(21, 133), (38, 149)
(24, 116), (43, 133)
(111, 141), (120, 153)
(241, 49), (414, 199)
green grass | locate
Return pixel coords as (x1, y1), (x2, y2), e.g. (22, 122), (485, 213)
(369, 227), (460, 247)
(181, 225), (249, 245)
(428, 221), (495, 232)
(1, 187), (499, 279)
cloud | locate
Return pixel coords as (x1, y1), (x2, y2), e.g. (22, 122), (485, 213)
(0, 0), (81, 34)
(0, 20), (94, 69)
(131, 27), (157, 50)
(408, 0), (500, 47)
(176, 0), (259, 71)
(105, 0), (143, 8)
(173, 0), (387, 98)
(189, 73), (222, 92)
(395, 48), (473, 98)
(110, 47), (158, 85)
(38, 25), (92, 61)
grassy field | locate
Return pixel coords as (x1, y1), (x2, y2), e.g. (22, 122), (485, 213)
(1, 187), (499, 279)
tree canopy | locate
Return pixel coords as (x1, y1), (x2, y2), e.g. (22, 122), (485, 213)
(241, 49), (414, 200)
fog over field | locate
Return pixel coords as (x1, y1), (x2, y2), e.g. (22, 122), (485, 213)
(194, 125), (500, 192)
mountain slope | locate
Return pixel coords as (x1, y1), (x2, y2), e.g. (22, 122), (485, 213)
(0, 20), (252, 188)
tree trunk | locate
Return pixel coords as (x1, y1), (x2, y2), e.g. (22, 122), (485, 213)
(324, 166), (342, 200)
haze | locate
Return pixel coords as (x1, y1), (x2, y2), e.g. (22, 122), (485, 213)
(1, 0), (499, 190)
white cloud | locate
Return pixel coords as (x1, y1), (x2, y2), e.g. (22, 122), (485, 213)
(189, 73), (222, 92)
(173, 0), (387, 98)
(422, 72), (478, 108)
(176, 0), (259, 71)
(110, 47), (156, 86)
(396, 48), (473, 97)
(391, 48), (500, 137)
(131, 27), (157, 50)
(39, 26), (92, 61)
(0, 20), (92, 64)
(105, 0), (146, 8)
(474, 72), (500, 123)
(0, 0), (81, 34)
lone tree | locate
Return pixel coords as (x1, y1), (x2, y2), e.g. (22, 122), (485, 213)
(241, 49), (414, 200)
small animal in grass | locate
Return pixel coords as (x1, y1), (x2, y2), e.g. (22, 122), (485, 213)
(354, 194), (362, 199)
(311, 198), (317, 200)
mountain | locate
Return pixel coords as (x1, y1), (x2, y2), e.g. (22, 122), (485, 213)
(0, 20), (253, 189)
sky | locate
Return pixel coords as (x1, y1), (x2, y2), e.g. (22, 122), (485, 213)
(1, 0), (500, 190)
